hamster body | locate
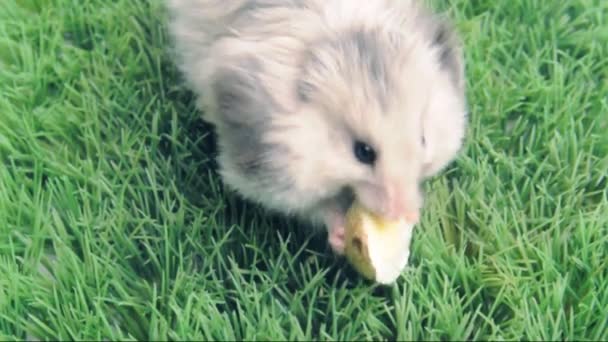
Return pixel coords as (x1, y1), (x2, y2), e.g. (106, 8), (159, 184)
(167, 0), (467, 254)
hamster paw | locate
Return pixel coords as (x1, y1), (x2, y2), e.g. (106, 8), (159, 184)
(320, 201), (349, 255)
(328, 225), (346, 255)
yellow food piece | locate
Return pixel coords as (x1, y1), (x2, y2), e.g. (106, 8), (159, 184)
(344, 202), (414, 284)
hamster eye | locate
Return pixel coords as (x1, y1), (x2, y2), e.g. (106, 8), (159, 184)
(422, 135), (426, 146)
(354, 141), (376, 165)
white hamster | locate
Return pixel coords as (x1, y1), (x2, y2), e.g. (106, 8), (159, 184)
(166, 0), (468, 254)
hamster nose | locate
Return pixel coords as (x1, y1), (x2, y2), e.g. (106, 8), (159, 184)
(404, 210), (420, 224)
(384, 207), (420, 224)
(383, 188), (420, 224)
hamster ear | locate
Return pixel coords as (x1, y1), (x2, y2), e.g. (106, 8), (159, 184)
(430, 19), (465, 91)
(210, 57), (288, 178)
(211, 57), (273, 126)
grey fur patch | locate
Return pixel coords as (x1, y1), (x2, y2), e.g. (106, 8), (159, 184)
(428, 18), (465, 91)
(213, 57), (264, 124)
(297, 28), (394, 110)
(349, 30), (390, 88)
(296, 78), (315, 102)
(211, 57), (290, 182)
(335, 29), (393, 109)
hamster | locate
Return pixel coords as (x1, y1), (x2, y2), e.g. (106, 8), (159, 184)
(166, 0), (468, 254)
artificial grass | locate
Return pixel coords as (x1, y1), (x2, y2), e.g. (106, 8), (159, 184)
(1, 0), (607, 340)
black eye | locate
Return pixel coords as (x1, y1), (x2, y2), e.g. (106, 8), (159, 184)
(354, 141), (376, 165)
(422, 135), (426, 146)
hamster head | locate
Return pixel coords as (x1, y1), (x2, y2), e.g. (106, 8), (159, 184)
(283, 24), (467, 223)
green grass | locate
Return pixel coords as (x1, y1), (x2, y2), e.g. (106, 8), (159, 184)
(1, 0), (607, 340)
